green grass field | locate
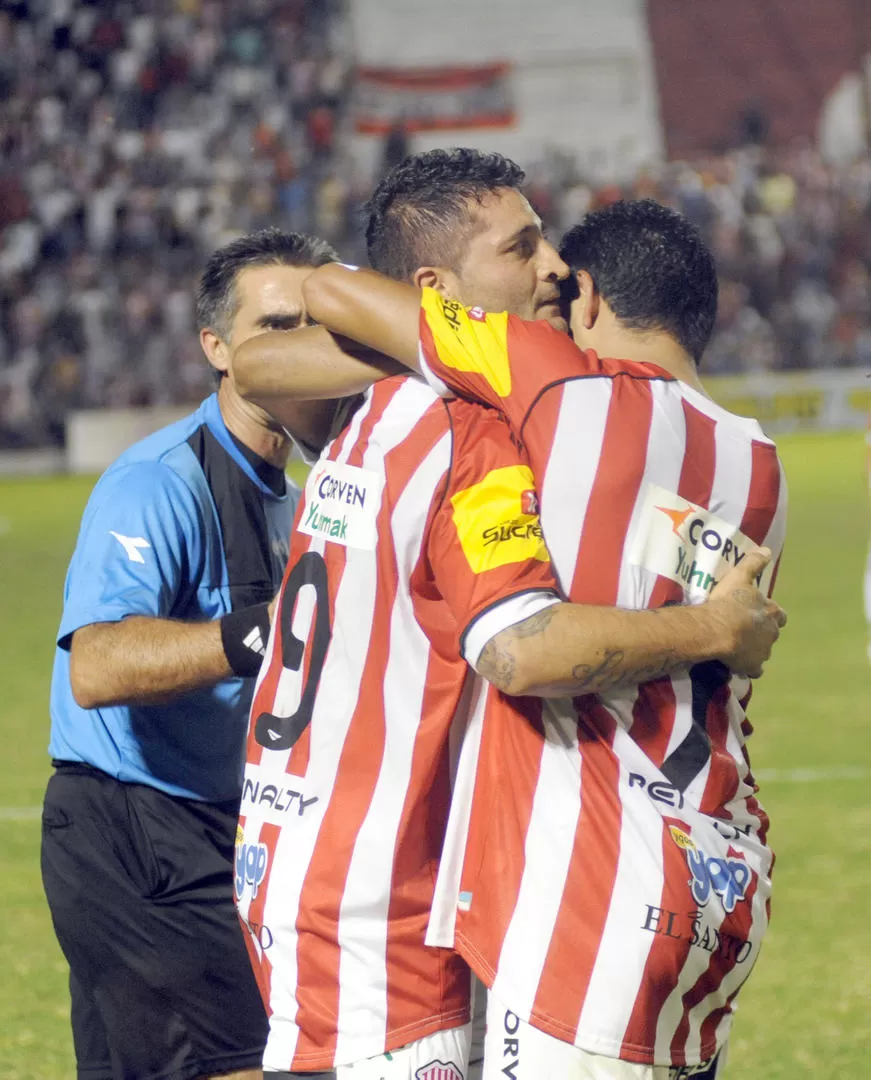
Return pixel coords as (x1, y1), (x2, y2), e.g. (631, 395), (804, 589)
(1, 433), (868, 1079)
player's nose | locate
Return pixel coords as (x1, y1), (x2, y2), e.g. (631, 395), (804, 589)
(538, 239), (569, 282)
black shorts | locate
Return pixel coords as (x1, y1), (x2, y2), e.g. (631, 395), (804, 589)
(41, 762), (268, 1080)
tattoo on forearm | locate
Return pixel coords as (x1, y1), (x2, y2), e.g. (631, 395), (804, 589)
(477, 639), (517, 690)
(569, 649), (683, 694)
(478, 606), (687, 697)
(477, 609), (555, 691)
(511, 606), (558, 638)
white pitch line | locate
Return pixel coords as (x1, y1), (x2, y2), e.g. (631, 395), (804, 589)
(754, 765), (869, 783)
(0, 807), (42, 821)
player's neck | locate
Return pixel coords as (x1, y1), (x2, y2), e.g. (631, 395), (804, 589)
(217, 378), (291, 469)
(603, 331), (708, 396)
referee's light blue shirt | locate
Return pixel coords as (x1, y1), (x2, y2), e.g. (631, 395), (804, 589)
(49, 393), (298, 802)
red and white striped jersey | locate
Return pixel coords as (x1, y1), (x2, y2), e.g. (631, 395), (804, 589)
(236, 375), (559, 1072)
(418, 290), (788, 1067)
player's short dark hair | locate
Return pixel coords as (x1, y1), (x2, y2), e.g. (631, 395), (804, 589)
(196, 228), (339, 341)
(559, 199), (718, 363)
(365, 148), (526, 281)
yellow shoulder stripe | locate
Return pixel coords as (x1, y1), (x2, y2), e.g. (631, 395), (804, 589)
(422, 288), (512, 397)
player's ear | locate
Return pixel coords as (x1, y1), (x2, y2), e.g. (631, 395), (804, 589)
(200, 327), (230, 376)
(413, 265), (457, 299)
(574, 270), (599, 330)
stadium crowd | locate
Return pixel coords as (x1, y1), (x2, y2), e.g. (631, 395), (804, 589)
(0, 0), (354, 448)
(2, 0), (871, 448)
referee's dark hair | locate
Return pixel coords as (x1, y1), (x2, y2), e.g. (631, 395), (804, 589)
(365, 148), (526, 282)
(197, 228), (339, 343)
(559, 199), (718, 365)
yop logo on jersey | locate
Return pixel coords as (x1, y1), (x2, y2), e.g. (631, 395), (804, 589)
(450, 465), (549, 573)
(234, 838), (270, 901)
(669, 825), (752, 914)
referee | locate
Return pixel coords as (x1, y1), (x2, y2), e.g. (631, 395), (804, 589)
(41, 229), (338, 1080)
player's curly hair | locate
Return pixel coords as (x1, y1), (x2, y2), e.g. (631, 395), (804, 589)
(365, 148), (526, 282)
(197, 228), (339, 342)
(560, 199), (718, 364)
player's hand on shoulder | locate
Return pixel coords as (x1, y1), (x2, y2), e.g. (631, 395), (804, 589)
(707, 547), (787, 678)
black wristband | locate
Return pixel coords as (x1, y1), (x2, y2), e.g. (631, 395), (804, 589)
(220, 602), (272, 677)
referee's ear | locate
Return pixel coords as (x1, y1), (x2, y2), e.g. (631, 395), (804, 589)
(200, 328), (230, 378)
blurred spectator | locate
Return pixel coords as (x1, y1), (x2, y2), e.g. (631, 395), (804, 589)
(2, 2), (871, 449)
(0, 0), (354, 448)
(381, 121), (410, 176)
(528, 142), (871, 377)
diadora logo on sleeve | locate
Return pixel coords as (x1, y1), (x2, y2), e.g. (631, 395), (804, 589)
(298, 461), (384, 550)
(669, 825), (752, 914)
(627, 483), (773, 599)
(451, 465), (549, 573)
(109, 531), (151, 563)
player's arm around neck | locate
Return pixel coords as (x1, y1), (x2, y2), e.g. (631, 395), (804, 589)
(301, 264), (425, 371)
(476, 550), (787, 697)
(232, 324), (403, 443)
(232, 327), (398, 453)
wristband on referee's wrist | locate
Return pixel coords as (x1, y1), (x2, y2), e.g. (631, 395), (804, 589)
(220, 602), (271, 677)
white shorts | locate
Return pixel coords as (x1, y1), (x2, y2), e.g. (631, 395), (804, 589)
(469, 975), (486, 1076)
(268, 982), (485, 1080)
(336, 1022), (472, 1079)
(482, 994), (726, 1080)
